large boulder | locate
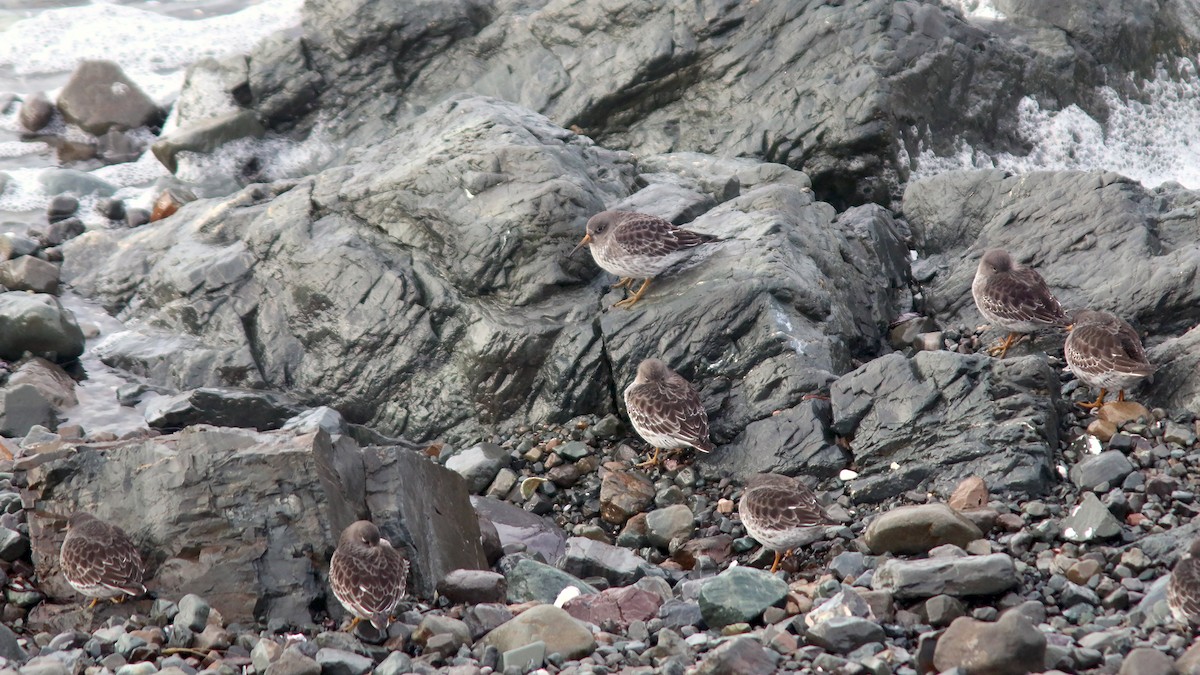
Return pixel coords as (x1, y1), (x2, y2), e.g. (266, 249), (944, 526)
(63, 96), (909, 449)
(56, 60), (161, 135)
(0, 292), (85, 363)
(17, 427), (486, 629)
(832, 351), (1059, 502)
(232, 0), (1200, 206)
(903, 170), (1200, 338)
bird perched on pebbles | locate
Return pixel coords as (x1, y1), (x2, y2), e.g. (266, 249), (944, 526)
(571, 210), (722, 309)
(971, 249), (1068, 358)
(329, 520), (409, 631)
(59, 513), (146, 608)
(1064, 309), (1155, 409)
(738, 473), (835, 574)
(624, 358), (713, 468)
(1169, 538), (1200, 625)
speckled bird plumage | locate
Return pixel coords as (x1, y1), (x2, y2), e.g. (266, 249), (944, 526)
(624, 359), (712, 456)
(1065, 309), (1155, 393)
(59, 513), (146, 603)
(971, 249), (1068, 333)
(738, 474), (835, 554)
(1169, 538), (1200, 625)
(329, 520), (408, 631)
(581, 211), (720, 280)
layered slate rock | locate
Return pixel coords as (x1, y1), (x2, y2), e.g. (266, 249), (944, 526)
(236, 0), (1200, 206)
(64, 96), (909, 450)
(904, 170), (1200, 338)
(832, 352), (1059, 502)
(64, 96), (631, 445)
(18, 427), (486, 628)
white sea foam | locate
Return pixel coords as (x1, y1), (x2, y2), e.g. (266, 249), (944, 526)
(942, 0), (1006, 21)
(0, 0), (303, 103)
(910, 61), (1200, 189)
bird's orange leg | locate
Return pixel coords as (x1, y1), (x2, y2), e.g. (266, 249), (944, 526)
(612, 277), (634, 289)
(987, 332), (1018, 358)
(1078, 389), (1108, 410)
(112, 596), (127, 605)
(769, 550), (784, 574)
(636, 448), (662, 469)
(613, 279), (652, 309)
(345, 617), (361, 632)
(1117, 390), (1127, 402)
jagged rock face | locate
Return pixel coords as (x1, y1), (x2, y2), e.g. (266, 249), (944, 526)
(832, 351), (1060, 501)
(904, 170), (1200, 337)
(63, 96), (909, 452)
(223, 0), (1200, 208)
(17, 427), (485, 628)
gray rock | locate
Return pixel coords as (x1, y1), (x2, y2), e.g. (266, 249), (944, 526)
(445, 443), (510, 494)
(925, 595), (966, 627)
(97, 130), (145, 165)
(479, 605), (595, 661)
(562, 536), (648, 587)
(33, 217), (85, 247)
(1165, 421), (1198, 447)
(500, 556), (596, 604)
(18, 92), (53, 132)
(1119, 647), (1175, 675)
(1, 385), (56, 438)
(372, 651), (411, 675)
(906, 170), (1200, 338)
(806, 587), (874, 626)
(600, 470), (656, 525)
(828, 551), (867, 582)
(694, 637), (779, 675)
(1070, 451), (1134, 492)
(1147, 325), (1200, 413)
(471, 496), (567, 565)
(871, 553), (1019, 599)
(932, 612), (1047, 675)
(645, 504), (694, 549)
(0, 528), (29, 563)
(144, 387), (304, 432)
(0, 292), (85, 363)
(863, 503), (983, 555)
(19, 658), (70, 675)
(806, 616), (885, 654)
(2, 234), (38, 259)
(556, 441), (591, 462)
(658, 599), (704, 631)
(19, 427), (485, 626)
(175, 594), (211, 632)
(266, 649), (321, 675)
(56, 60), (160, 135)
(500, 640), (545, 672)
(412, 615), (470, 651)
(251, 640), (282, 672)
(246, 0), (1172, 209)
(833, 352), (1059, 502)
(697, 566), (788, 628)
(281, 407), (348, 436)
(0, 256), (61, 294)
(1062, 492), (1123, 542)
(47, 195), (78, 224)
(435, 569), (506, 605)
(0, 623), (27, 664)
(152, 109), (266, 174)
(462, 603), (513, 641)
(38, 169), (117, 197)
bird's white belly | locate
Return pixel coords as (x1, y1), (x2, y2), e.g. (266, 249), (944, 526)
(592, 248), (690, 279)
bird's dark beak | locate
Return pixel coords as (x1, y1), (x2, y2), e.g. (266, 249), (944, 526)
(570, 234), (592, 256)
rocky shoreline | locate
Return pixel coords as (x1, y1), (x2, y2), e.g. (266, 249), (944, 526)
(2, 0), (1200, 674)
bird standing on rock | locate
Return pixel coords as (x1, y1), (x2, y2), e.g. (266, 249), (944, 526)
(624, 358), (713, 468)
(571, 210), (722, 309)
(1064, 308), (1155, 409)
(971, 249), (1068, 358)
(738, 473), (835, 574)
(329, 520), (409, 632)
(59, 512), (146, 609)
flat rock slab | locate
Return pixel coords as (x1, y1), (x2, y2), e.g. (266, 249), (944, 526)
(871, 553), (1019, 599)
(479, 605), (595, 661)
(18, 427), (485, 629)
(833, 351), (1059, 502)
(933, 612), (1046, 675)
(863, 503), (983, 555)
